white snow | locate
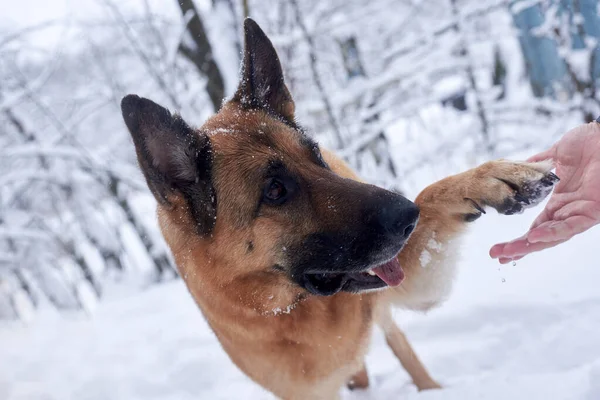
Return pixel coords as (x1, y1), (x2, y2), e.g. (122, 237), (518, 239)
(420, 249), (432, 268)
(75, 281), (99, 316)
(1, 210), (599, 400)
(10, 290), (35, 323)
(269, 303), (298, 316)
(427, 233), (444, 253)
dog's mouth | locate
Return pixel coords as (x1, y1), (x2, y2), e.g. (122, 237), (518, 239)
(301, 256), (404, 296)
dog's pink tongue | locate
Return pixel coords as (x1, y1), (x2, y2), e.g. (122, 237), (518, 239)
(372, 258), (404, 286)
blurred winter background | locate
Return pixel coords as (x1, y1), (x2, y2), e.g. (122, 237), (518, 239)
(1, 0), (600, 399)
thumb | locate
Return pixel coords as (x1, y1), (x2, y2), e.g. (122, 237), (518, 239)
(527, 146), (555, 163)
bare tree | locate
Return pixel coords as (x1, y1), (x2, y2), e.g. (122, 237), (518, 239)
(176, 0), (226, 111)
(289, 0), (344, 148)
(449, 0), (493, 154)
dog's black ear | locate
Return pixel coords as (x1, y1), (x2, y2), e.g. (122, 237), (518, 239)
(121, 94), (216, 235)
(233, 18), (295, 123)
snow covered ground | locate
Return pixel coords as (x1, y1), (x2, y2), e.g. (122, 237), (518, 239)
(1, 206), (599, 400)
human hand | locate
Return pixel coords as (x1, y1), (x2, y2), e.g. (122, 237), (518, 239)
(490, 122), (600, 263)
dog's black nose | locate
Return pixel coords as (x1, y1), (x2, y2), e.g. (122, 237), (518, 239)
(383, 198), (420, 240)
(367, 190), (420, 241)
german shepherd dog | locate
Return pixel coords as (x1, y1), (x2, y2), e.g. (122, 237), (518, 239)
(121, 19), (557, 400)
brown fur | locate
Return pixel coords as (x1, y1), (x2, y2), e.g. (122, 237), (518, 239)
(155, 105), (554, 398)
(121, 19), (557, 400)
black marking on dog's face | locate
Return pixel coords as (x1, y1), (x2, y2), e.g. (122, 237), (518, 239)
(272, 264), (285, 272)
(299, 134), (329, 169)
(121, 95), (216, 236)
(281, 181), (420, 296)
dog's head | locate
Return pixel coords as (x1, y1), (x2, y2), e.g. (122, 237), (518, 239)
(121, 19), (419, 297)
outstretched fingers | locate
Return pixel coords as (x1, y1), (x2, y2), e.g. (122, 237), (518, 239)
(498, 255), (523, 264)
(488, 199), (559, 258)
(527, 215), (596, 243)
(490, 235), (567, 261)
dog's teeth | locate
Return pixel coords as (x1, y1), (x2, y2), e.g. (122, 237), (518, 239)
(367, 270), (376, 276)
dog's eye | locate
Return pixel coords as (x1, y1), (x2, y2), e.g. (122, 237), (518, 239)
(264, 178), (287, 204)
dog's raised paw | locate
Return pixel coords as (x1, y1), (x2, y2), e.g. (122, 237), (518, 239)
(496, 160), (558, 215)
(468, 160), (558, 217)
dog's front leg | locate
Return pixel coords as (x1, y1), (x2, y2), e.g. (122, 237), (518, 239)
(378, 307), (442, 391)
(385, 160), (558, 310)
